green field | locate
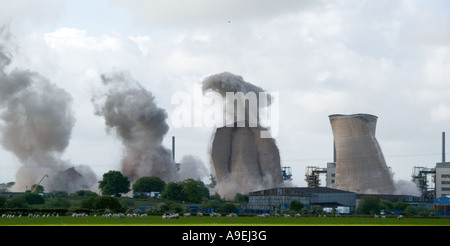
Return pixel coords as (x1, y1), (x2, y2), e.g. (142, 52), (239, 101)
(1, 215), (449, 226)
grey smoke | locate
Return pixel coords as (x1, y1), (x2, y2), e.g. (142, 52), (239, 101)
(394, 179), (421, 196)
(202, 72), (268, 98)
(202, 72), (283, 199)
(92, 70), (208, 183)
(178, 154), (209, 181)
(0, 27), (97, 193)
(202, 71), (271, 127)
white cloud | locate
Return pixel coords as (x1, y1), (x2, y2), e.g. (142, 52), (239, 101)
(166, 49), (211, 74)
(431, 104), (450, 123)
(293, 90), (351, 114)
(128, 35), (152, 55)
(0, 0), (64, 28)
(112, 0), (321, 28)
(44, 28), (122, 51)
(421, 47), (450, 86)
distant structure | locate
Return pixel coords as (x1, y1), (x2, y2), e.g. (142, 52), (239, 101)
(204, 72), (284, 199)
(248, 187), (356, 212)
(52, 167), (89, 194)
(412, 166), (436, 200)
(329, 114), (396, 194)
(172, 136), (181, 171)
(305, 166), (327, 187)
(436, 132), (450, 198)
(326, 162), (336, 188)
(436, 163), (450, 197)
(281, 166), (293, 181)
(413, 132), (450, 199)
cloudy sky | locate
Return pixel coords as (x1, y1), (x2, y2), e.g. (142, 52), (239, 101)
(1, 0), (450, 187)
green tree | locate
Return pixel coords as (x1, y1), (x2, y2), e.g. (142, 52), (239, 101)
(180, 179), (209, 203)
(133, 176), (166, 193)
(289, 200), (305, 212)
(222, 202), (237, 213)
(161, 182), (185, 201)
(201, 193), (224, 212)
(30, 184), (44, 193)
(48, 191), (69, 197)
(72, 190), (99, 197)
(380, 199), (394, 212)
(26, 193), (45, 204)
(357, 196), (382, 215)
(162, 179), (210, 203)
(81, 196), (123, 212)
(7, 195), (28, 208)
(210, 193), (222, 201)
(81, 196), (96, 209)
(93, 196), (123, 212)
(98, 170), (130, 197)
(234, 193), (249, 203)
(394, 201), (411, 211)
(416, 206), (431, 216)
(0, 195), (6, 208)
(48, 198), (71, 209)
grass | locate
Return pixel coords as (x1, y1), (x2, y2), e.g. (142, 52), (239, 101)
(1, 215), (449, 226)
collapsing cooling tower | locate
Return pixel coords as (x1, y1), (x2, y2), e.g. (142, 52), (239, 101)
(211, 126), (283, 199)
(203, 72), (284, 199)
(329, 114), (395, 194)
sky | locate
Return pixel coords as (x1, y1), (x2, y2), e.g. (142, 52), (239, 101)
(0, 0), (450, 188)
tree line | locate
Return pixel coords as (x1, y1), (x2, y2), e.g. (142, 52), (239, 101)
(2, 170), (438, 216)
(98, 170), (210, 203)
(0, 170), (214, 213)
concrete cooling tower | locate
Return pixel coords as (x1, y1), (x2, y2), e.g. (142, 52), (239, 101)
(203, 72), (283, 199)
(329, 114), (395, 194)
(211, 126), (284, 199)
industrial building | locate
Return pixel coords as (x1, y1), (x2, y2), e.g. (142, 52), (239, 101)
(326, 162), (336, 188)
(247, 113), (450, 213)
(247, 187), (356, 212)
(309, 156), (450, 202)
(410, 132), (450, 200)
(436, 163), (450, 198)
(304, 126), (450, 202)
(434, 195), (450, 216)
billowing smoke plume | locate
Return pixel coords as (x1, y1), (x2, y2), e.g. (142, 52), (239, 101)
(0, 27), (97, 193)
(394, 179), (421, 196)
(202, 71), (271, 127)
(202, 72), (268, 99)
(178, 154), (209, 181)
(92, 70), (208, 183)
(203, 72), (283, 199)
(92, 71), (176, 183)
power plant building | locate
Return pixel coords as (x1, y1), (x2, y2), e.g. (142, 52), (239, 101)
(436, 162), (450, 198)
(326, 162), (336, 188)
(329, 114), (396, 194)
(248, 187), (356, 212)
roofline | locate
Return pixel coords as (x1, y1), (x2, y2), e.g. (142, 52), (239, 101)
(328, 113), (378, 120)
(248, 187), (356, 196)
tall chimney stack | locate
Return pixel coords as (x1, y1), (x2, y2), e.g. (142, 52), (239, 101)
(442, 132), (446, 163)
(172, 136), (175, 162)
